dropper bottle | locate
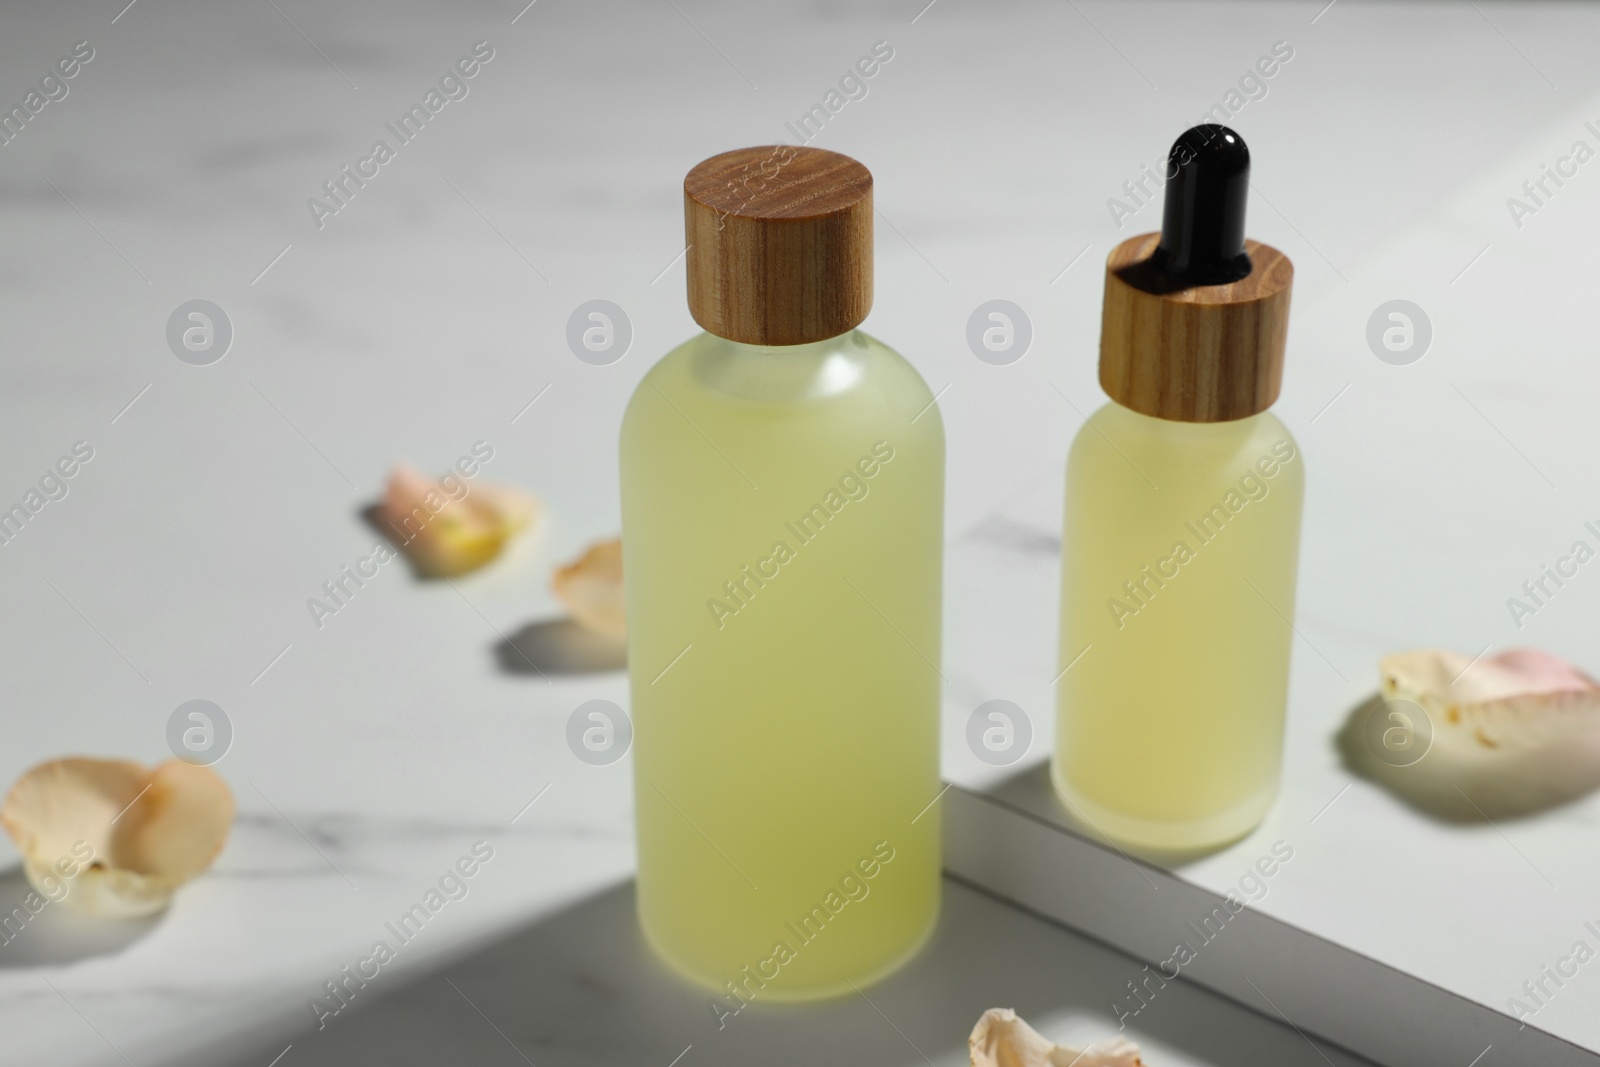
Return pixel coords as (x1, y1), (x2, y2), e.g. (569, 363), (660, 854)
(1053, 125), (1303, 852)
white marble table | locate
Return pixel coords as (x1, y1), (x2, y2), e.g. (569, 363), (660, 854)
(1, 1), (1597, 1063)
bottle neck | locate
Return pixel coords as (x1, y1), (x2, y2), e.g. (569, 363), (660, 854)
(1102, 396), (1274, 443)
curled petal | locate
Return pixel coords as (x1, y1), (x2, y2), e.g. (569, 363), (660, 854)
(552, 538), (625, 641)
(969, 1008), (1148, 1067)
(377, 463), (540, 578)
(2, 757), (234, 917)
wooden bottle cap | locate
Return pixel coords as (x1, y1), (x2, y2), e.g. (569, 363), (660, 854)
(1099, 233), (1293, 423)
(684, 146), (873, 346)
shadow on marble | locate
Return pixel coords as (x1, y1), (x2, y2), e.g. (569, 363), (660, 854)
(0, 867), (161, 969)
(495, 618), (626, 676)
(173, 878), (1373, 1067)
(1335, 693), (1600, 823)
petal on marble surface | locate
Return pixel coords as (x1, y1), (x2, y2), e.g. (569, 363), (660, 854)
(968, 1007), (1148, 1067)
(1, 757), (235, 917)
(377, 462), (540, 578)
(1381, 647), (1600, 752)
(552, 537), (625, 641)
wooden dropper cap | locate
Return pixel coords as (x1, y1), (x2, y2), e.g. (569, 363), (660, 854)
(684, 146), (873, 346)
(1099, 126), (1293, 423)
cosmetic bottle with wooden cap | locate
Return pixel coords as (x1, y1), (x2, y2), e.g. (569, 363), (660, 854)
(1053, 125), (1304, 852)
(621, 146), (943, 1001)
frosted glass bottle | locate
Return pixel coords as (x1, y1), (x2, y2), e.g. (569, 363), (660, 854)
(621, 147), (943, 1006)
(1054, 402), (1303, 849)
(1054, 124), (1303, 851)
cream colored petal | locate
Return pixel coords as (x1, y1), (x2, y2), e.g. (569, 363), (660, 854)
(377, 463), (540, 578)
(2, 757), (234, 917)
(116, 761), (235, 880)
(1381, 647), (1600, 751)
(552, 538), (625, 641)
(969, 1008), (1148, 1067)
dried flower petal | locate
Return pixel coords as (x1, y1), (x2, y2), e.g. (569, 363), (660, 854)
(1381, 647), (1600, 752)
(969, 1008), (1148, 1067)
(552, 538), (625, 641)
(377, 462), (539, 578)
(2, 757), (234, 917)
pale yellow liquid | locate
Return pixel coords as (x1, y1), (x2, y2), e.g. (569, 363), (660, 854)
(620, 329), (943, 1002)
(1054, 402), (1304, 851)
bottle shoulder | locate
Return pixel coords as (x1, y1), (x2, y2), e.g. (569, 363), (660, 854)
(624, 328), (940, 434)
(1070, 401), (1301, 481)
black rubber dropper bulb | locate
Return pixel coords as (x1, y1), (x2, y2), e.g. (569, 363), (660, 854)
(1151, 124), (1253, 286)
